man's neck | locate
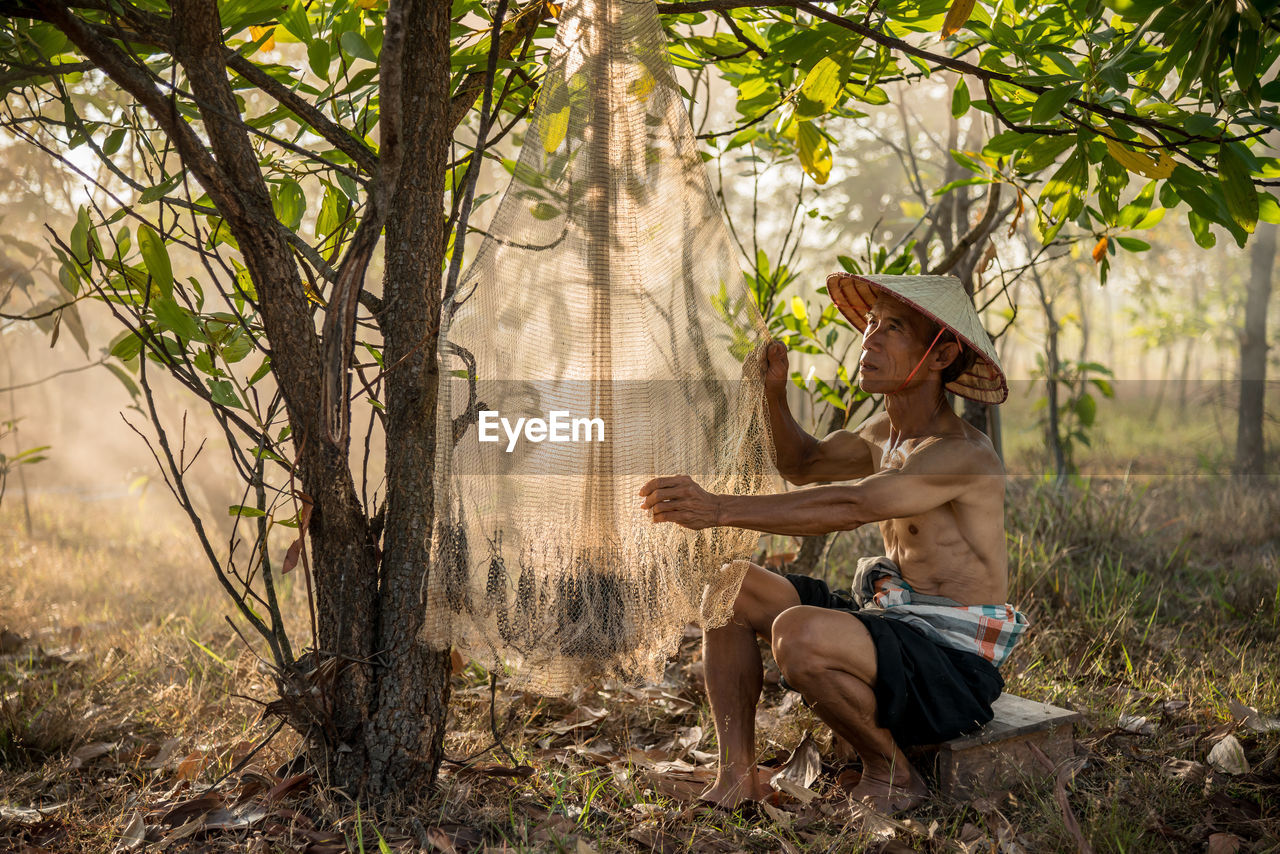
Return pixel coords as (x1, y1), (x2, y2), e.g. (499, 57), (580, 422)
(884, 383), (951, 440)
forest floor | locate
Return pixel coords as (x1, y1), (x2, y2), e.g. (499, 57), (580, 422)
(2, 472), (1279, 852)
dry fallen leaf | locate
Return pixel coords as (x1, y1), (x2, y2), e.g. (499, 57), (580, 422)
(770, 732), (821, 791)
(70, 741), (115, 769)
(1207, 832), (1242, 854)
(157, 792), (224, 827)
(548, 705), (608, 734)
(760, 799), (793, 827)
(203, 803), (270, 831)
(176, 750), (211, 781)
(660, 725), (703, 761)
(1221, 691), (1280, 733)
(143, 737), (180, 770)
(1117, 714), (1155, 736)
(113, 812), (147, 852)
(1207, 735), (1250, 775)
(772, 776), (818, 805)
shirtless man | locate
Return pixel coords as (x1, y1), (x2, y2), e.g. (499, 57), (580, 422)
(639, 273), (1026, 814)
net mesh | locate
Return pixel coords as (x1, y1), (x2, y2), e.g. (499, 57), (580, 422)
(424, 0), (776, 691)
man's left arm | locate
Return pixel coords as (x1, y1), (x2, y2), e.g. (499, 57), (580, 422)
(639, 438), (1000, 535)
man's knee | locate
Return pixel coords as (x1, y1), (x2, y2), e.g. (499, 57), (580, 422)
(771, 606), (829, 688)
(726, 564), (798, 634)
(772, 606), (878, 691)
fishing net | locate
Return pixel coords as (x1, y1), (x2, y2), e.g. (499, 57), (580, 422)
(423, 0), (776, 691)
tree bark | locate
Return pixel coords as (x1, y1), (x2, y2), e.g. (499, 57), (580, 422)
(39, 0), (443, 795)
(1235, 222), (1276, 479)
(168, 0), (382, 774)
(361, 0), (454, 795)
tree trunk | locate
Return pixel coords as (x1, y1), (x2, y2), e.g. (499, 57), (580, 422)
(1235, 222), (1276, 479)
(362, 0), (454, 796)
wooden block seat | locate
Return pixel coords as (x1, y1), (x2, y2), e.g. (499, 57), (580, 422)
(830, 693), (1083, 799)
(914, 693), (1084, 799)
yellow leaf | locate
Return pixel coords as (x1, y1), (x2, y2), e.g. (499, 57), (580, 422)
(250, 25), (275, 52)
(628, 71), (655, 102)
(942, 0), (977, 37)
(1105, 136), (1174, 179)
(797, 120), (832, 185)
(791, 296), (807, 322)
(542, 106), (570, 154)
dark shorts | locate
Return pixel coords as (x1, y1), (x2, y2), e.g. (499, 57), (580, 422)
(785, 573), (1004, 747)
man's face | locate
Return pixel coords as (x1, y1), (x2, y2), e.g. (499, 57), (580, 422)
(857, 293), (940, 395)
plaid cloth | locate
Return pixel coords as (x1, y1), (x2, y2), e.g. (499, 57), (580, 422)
(850, 556), (1028, 669)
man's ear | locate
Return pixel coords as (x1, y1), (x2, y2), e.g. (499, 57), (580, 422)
(931, 339), (960, 372)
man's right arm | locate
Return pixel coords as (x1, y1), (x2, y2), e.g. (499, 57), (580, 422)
(763, 342), (875, 485)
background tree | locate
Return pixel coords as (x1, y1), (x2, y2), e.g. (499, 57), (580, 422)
(1, 0), (1277, 805)
(1236, 222), (1277, 477)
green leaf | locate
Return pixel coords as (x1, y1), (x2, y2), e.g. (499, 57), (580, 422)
(951, 78), (970, 118)
(1186, 210), (1216, 248)
(845, 83), (888, 105)
(102, 127), (127, 156)
(983, 131), (1036, 157)
(1015, 135), (1076, 174)
(272, 179), (306, 231)
(139, 173), (183, 204)
(1113, 236), (1150, 251)
(137, 224), (173, 299)
(248, 357), (272, 387)
(70, 206), (90, 263)
(1218, 143), (1258, 234)
(1114, 180), (1157, 229)
(109, 330), (143, 360)
(221, 332), (253, 363)
(1074, 393), (1096, 427)
(795, 55), (844, 120)
(1259, 193), (1280, 225)
(208, 378), (244, 409)
(152, 297), (200, 342)
(307, 39), (330, 77)
(228, 504), (266, 518)
(1029, 84), (1080, 124)
(340, 30), (377, 63)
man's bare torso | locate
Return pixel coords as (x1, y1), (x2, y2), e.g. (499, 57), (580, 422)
(858, 412), (1008, 605)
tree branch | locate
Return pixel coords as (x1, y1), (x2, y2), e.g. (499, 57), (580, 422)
(225, 52), (379, 177)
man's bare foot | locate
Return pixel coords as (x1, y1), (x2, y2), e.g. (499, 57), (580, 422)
(847, 767), (928, 815)
(836, 765), (862, 792)
(699, 771), (774, 810)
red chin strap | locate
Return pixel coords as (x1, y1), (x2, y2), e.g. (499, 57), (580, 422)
(892, 326), (947, 394)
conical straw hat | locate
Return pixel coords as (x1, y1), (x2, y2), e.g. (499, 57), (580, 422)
(827, 272), (1008, 404)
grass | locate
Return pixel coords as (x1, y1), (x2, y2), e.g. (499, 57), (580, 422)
(2, 446), (1279, 850)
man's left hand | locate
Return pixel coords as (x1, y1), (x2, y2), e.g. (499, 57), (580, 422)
(638, 475), (723, 530)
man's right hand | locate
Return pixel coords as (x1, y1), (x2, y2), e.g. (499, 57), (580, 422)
(763, 340), (789, 397)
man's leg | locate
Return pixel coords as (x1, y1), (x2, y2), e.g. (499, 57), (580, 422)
(771, 606), (929, 813)
(701, 563), (800, 808)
